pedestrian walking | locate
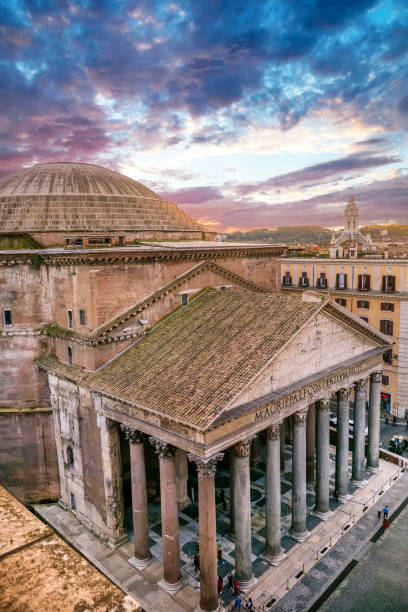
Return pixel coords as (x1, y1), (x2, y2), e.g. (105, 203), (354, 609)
(220, 488), (227, 512)
(333, 489), (339, 501)
(233, 578), (240, 595)
(393, 415), (397, 426)
(383, 517), (389, 529)
(234, 595), (242, 609)
(194, 552), (200, 573)
(218, 575), (223, 597)
(246, 597), (254, 609)
(383, 505), (389, 519)
(377, 508), (382, 519)
(385, 416), (389, 425)
(228, 571), (233, 591)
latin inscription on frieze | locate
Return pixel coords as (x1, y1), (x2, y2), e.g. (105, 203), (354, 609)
(254, 362), (365, 423)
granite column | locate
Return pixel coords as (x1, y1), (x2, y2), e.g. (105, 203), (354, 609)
(367, 372), (382, 472)
(352, 380), (368, 486)
(232, 438), (255, 589)
(336, 388), (350, 501)
(150, 439), (183, 593)
(264, 423), (285, 564)
(290, 409), (309, 541)
(314, 399), (331, 519)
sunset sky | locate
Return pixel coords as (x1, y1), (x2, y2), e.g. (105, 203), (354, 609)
(1, 1), (407, 231)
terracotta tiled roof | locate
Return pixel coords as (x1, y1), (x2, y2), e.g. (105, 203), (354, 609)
(88, 291), (323, 429)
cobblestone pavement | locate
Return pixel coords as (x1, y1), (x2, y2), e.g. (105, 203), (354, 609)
(272, 469), (408, 612)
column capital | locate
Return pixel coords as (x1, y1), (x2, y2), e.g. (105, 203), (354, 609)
(293, 409), (308, 426)
(232, 436), (255, 457)
(188, 453), (224, 479)
(266, 422), (282, 441)
(370, 371), (382, 383)
(338, 387), (350, 400)
(149, 437), (176, 459)
(355, 378), (368, 393)
(317, 398), (330, 412)
(120, 425), (144, 444)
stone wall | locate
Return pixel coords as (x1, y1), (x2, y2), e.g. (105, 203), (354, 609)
(0, 409), (59, 503)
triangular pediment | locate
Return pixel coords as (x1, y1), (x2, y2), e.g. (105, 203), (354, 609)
(226, 305), (388, 412)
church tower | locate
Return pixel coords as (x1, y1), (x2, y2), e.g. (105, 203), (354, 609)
(344, 195), (359, 231)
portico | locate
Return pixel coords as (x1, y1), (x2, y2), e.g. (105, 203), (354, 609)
(39, 290), (391, 612)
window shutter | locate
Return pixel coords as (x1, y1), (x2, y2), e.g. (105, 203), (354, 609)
(389, 321), (394, 335)
(336, 273), (339, 287)
(344, 274), (347, 289)
(366, 275), (370, 290)
(358, 274), (362, 289)
(390, 276), (395, 291)
(380, 320), (385, 333)
(382, 276), (386, 291)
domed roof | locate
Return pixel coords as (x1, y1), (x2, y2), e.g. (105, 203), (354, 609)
(0, 162), (203, 234)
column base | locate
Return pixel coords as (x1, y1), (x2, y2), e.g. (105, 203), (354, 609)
(289, 528), (310, 542)
(194, 605), (221, 612)
(128, 554), (154, 570)
(263, 548), (286, 565)
(106, 532), (129, 550)
(366, 464), (381, 474)
(350, 478), (367, 488)
(158, 576), (184, 594)
(311, 508), (332, 521)
(338, 493), (352, 504)
(177, 495), (192, 510)
(237, 575), (257, 591)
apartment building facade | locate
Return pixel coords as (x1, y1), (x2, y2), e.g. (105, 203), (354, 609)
(281, 258), (408, 418)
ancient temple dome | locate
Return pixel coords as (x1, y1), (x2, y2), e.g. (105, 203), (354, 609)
(0, 162), (209, 244)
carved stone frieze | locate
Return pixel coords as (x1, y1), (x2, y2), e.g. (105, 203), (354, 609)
(266, 423), (282, 441)
(188, 453), (224, 479)
(120, 424), (144, 444)
(293, 409), (308, 426)
(355, 379), (368, 393)
(149, 437), (176, 459)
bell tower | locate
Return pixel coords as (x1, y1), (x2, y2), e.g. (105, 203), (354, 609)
(344, 195), (359, 231)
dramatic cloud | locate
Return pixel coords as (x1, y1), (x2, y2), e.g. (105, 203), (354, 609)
(0, 1), (407, 228)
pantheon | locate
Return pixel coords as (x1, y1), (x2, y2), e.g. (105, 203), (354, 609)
(0, 163), (391, 611)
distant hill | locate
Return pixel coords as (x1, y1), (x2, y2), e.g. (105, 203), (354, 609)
(360, 225), (408, 241)
(227, 226), (332, 244)
(227, 224), (408, 245)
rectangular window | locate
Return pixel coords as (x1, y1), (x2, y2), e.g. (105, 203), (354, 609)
(317, 273), (327, 288)
(359, 316), (369, 323)
(299, 272), (309, 287)
(67, 309), (73, 329)
(381, 302), (394, 312)
(4, 309), (12, 326)
(336, 273), (347, 289)
(67, 346), (73, 365)
(380, 319), (394, 335)
(358, 274), (371, 290)
(181, 293), (188, 306)
(282, 271), (292, 286)
(382, 275), (395, 292)
(383, 349), (393, 364)
(382, 375), (390, 386)
(357, 300), (370, 310)
(335, 298), (347, 307)
(79, 309), (86, 326)
(70, 492), (76, 511)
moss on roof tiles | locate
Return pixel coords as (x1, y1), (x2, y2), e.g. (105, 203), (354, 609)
(89, 291), (321, 429)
